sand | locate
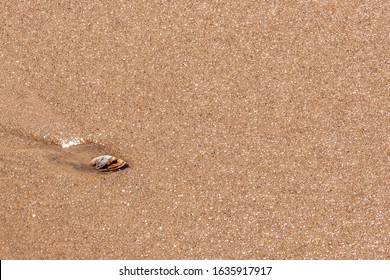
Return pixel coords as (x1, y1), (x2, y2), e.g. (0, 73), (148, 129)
(0, 1), (389, 259)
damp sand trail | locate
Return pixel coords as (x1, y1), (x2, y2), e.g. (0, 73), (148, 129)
(0, 132), (104, 179)
(0, 93), (130, 177)
(0, 93), (86, 145)
(0, 127), (131, 179)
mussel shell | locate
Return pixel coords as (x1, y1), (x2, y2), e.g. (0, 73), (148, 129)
(90, 155), (128, 172)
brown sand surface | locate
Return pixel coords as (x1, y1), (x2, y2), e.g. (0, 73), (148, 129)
(0, 1), (389, 259)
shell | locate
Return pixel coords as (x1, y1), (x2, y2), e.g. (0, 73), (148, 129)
(90, 155), (128, 172)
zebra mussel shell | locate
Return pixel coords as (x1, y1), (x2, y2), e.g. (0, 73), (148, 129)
(90, 155), (128, 172)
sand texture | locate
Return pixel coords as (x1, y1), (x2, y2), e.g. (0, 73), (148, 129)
(0, 1), (389, 259)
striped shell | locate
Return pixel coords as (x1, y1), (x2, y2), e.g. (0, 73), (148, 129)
(90, 155), (128, 172)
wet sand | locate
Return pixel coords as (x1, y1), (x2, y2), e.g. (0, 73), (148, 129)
(0, 1), (389, 259)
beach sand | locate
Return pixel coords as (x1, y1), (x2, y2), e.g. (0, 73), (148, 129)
(0, 1), (389, 259)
